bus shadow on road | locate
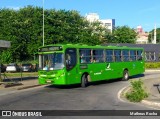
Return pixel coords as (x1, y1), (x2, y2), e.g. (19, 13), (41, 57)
(88, 74), (145, 86)
(90, 79), (122, 86)
(44, 84), (81, 89)
(130, 74), (145, 79)
(43, 74), (145, 89)
(44, 80), (122, 89)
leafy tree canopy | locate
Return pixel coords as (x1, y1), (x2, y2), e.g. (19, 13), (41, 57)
(112, 26), (137, 43)
(0, 6), (138, 63)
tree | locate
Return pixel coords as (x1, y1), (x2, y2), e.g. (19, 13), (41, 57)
(148, 28), (160, 43)
(0, 6), (110, 63)
(110, 26), (137, 43)
(0, 50), (13, 63)
(0, 6), (43, 62)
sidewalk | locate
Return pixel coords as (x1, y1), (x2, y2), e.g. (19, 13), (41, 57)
(141, 70), (160, 108)
(0, 77), (42, 96)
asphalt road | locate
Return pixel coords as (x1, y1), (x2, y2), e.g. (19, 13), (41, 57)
(0, 71), (160, 119)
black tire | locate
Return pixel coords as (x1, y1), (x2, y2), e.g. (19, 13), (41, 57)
(81, 74), (88, 88)
(122, 70), (129, 81)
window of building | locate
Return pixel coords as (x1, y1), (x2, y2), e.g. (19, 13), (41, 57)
(105, 23), (111, 27)
(145, 51), (156, 61)
(149, 52), (156, 61)
(145, 52), (150, 61)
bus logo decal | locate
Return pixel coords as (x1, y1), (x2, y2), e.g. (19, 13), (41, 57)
(106, 63), (111, 70)
(94, 72), (102, 75)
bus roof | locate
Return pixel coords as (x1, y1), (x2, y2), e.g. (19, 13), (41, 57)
(38, 44), (144, 50)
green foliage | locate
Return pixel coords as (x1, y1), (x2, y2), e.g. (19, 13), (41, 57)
(0, 6), (138, 63)
(110, 26), (137, 43)
(145, 62), (160, 69)
(44, 10), (107, 45)
(148, 28), (160, 43)
(0, 6), (43, 62)
(0, 6), (111, 63)
(126, 79), (148, 102)
(0, 50), (13, 63)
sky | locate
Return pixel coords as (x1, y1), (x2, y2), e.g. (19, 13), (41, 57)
(1, 0), (160, 32)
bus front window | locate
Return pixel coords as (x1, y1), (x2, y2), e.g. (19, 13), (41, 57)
(40, 53), (64, 70)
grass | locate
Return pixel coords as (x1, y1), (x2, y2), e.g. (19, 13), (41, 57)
(1, 72), (38, 78)
(145, 62), (160, 69)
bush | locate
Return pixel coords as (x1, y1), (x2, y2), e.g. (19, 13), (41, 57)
(145, 62), (160, 69)
(126, 79), (148, 102)
(0, 50), (13, 64)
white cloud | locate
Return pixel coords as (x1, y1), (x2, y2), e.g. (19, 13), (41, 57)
(6, 6), (21, 10)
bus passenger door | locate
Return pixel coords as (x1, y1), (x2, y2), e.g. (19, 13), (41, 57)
(65, 48), (79, 84)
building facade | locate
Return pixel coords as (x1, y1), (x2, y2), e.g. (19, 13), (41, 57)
(135, 26), (149, 44)
(86, 13), (115, 33)
(99, 19), (115, 33)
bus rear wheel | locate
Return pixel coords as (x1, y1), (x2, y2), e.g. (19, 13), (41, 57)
(122, 70), (129, 81)
(81, 74), (88, 88)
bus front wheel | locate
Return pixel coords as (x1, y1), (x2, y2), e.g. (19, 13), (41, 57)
(81, 74), (88, 88)
(122, 70), (129, 81)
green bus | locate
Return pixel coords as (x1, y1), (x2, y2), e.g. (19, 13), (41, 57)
(38, 44), (145, 87)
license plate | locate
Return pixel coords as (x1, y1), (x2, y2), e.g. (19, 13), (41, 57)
(46, 80), (51, 83)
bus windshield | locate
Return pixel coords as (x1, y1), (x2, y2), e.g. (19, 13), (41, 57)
(40, 53), (64, 70)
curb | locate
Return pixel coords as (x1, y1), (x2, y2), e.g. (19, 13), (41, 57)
(17, 84), (41, 90)
(145, 70), (160, 72)
(141, 100), (160, 108)
(118, 85), (160, 109)
(0, 82), (23, 88)
(117, 86), (130, 102)
(0, 84), (43, 97)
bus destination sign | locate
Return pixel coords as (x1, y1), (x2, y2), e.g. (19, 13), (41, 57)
(40, 46), (62, 52)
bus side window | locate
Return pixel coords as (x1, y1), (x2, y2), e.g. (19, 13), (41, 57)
(114, 50), (121, 62)
(130, 50), (136, 61)
(106, 50), (113, 62)
(93, 49), (104, 63)
(79, 49), (91, 64)
(122, 50), (129, 62)
(137, 50), (143, 61)
(80, 54), (86, 63)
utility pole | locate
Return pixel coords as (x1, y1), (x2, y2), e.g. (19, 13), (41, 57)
(43, 0), (45, 46)
(153, 24), (157, 44)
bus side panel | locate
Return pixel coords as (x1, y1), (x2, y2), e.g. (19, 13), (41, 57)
(125, 61), (144, 77)
(89, 62), (123, 81)
(130, 61), (145, 76)
(117, 62), (138, 78)
(88, 63), (106, 81)
(110, 62), (124, 79)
